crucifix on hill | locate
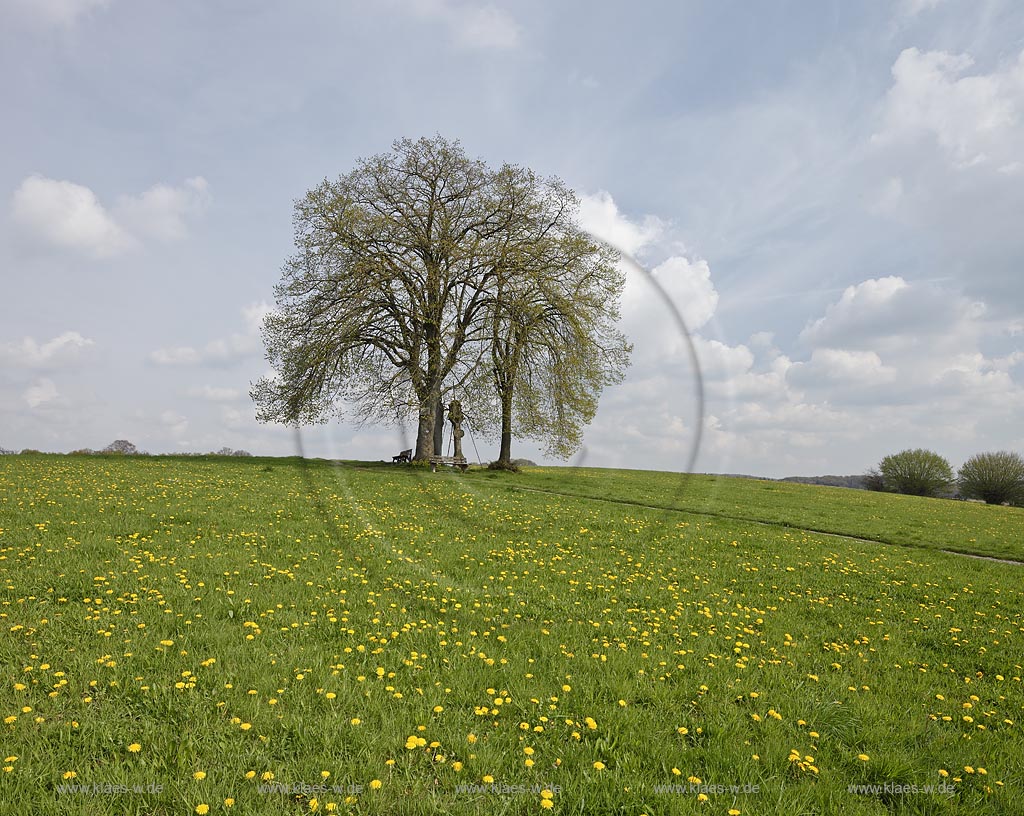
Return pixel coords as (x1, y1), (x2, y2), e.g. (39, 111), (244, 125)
(448, 399), (465, 460)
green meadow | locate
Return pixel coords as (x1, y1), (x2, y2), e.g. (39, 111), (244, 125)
(1, 454), (1021, 815)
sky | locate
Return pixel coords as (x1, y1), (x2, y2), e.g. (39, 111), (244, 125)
(1, 0), (1022, 478)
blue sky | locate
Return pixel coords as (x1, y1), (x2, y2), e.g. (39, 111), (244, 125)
(2, 0), (1022, 477)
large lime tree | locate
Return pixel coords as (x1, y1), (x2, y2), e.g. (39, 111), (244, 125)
(253, 136), (630, 462)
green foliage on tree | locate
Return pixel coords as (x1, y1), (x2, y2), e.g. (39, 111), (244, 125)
(464, 177), (630, 466)
(252, 135), (631, 464)
(958, 451), (1024, 506)
(877, 448), (954, 497)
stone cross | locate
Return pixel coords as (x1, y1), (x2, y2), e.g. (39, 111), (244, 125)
(447, 399), (465, 459)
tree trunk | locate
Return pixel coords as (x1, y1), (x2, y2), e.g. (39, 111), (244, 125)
(414, 382), (440, 461)
(497, 386), (513, 466)
(433, 393), (444, 456)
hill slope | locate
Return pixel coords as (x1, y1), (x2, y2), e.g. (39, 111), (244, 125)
(0, 455), (1020, 815)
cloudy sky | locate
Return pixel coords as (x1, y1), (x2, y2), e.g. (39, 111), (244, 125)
(2, 0), (1022, 477)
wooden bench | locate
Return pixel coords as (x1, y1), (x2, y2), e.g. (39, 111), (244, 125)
(392, 449), (412, 463)
(429, 455), (468, 472)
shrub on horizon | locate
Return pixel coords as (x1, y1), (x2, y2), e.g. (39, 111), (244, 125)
(958, 451), (1024, 506)
(877, 448), (954, 498)
(102, 440), (140, 455)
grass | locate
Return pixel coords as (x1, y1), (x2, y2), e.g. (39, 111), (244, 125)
(0, 454), (1021, 815)
(466, 466), (1024, 562)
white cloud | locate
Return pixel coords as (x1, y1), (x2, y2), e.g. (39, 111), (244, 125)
(221, 406), (245, 429)
(150, 347), (201, 366)
(902, 0), (945, 15)
(693, 336), (755, 381)
(4, 0), (111, 27)
(452, 5), (520, 49)
(875, 47), (1024, 170)
(578, 191), (663, 256)
(187, 385), (241, 402)
(242, 300), (273, 333)
(115, 177), (210, 242)
(799, 276), (985, 351)
(23, 378), (58, 408)
(650, 256), (719, 332)
(405, 0), (521, 50)
(0, 331), (94, 368)
(10, 174), (209, 258)
(150, 337), (255, 367)
(618, 255), (721, 367)
(779, 274), (1024, 434)
(159, 410), (188, 436)
(12, 176), (134, 258)
(788, 348), (897, 387)
(577, 191), (721, 373)
(149, 301), (266, 367)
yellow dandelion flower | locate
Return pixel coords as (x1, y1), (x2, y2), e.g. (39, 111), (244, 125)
(128, 743), (141, 753)
(369, 779), (382, 790)
(193, 771), (207, 780)
(857, 754), (870, 762)
(593, 761), (606, 771)
(195, 806), (209, 815)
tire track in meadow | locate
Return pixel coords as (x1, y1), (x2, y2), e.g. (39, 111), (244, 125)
(486, 482), (1024, 566)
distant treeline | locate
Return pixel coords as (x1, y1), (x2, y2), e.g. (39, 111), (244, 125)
(780, 475), (868, 489)
(1, 441), (252, 457)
